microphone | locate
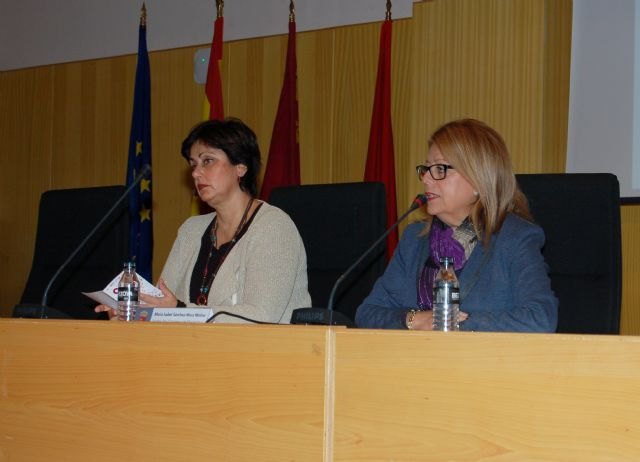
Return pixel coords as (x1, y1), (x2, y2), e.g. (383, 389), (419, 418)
(291, 194), (428, 326)
(36, 164), (151, 318)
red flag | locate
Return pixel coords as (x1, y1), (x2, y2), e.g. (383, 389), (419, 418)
(365, 18), (397, 261)
(260, 19), (300, 201)
(203, 14), (224, 120)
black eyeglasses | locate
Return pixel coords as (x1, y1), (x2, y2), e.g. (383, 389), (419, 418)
(416, 164), (454, 181)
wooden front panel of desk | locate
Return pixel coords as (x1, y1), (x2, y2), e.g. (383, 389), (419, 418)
(333, 330), (640, 461)
(0, 320), (327, 462)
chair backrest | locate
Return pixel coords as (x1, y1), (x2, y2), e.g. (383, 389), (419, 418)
(516, 173), (622, 334)
(269, 182), (387, 322)
(15, 186), (129, 319)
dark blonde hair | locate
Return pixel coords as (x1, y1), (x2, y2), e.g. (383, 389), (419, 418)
(427, 118), (531, 245)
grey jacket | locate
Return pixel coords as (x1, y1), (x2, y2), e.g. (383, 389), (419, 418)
(161, 202), (311, 324)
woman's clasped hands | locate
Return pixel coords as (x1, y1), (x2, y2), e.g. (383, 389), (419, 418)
(406, 310), (469, 330)
(94, 278), (179, 320)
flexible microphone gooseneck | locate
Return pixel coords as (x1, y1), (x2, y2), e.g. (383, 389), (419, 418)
(39, 164), (151, 316)
(291, 194), (428, 327)
(206, 310), (278, 324)
(325, 194), (428, 318)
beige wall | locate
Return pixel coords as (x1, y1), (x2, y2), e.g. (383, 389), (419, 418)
(3, 0), (637, 332)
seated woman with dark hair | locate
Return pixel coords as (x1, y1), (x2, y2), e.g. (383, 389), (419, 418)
(355, 118), (558, 332)
(98, 118), (311, 323)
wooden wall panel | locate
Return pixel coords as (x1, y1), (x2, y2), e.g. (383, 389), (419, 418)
(297, 29), (337, 185)
(621, 204), (640, 335)
(543, 0), (572, 172)
(410, 0), (545, 177)
(401, 0), (570, 226)
(391, 16), (418, 209)
(225, 38), (274, 139)
(148, 48), (204, 270)
(330, 24), (379, 184)
(49, 58), (136, 188)
(0, 67), (55, 314)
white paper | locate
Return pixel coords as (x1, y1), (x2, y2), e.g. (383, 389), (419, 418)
(82, 271), (164, 309)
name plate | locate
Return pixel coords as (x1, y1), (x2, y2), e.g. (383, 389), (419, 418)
(134, 307), (213, 323)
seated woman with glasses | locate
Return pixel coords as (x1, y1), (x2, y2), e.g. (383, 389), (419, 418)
(355, 118), (558, 332)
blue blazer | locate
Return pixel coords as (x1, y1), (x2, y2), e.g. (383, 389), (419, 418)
(355, 214), (558, 332)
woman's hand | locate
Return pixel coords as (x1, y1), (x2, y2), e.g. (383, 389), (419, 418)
(408, 310), (469, 330)
(139, 278), (178, 307)
(410, 310), (434, 330)
(94, 304), (118, 320)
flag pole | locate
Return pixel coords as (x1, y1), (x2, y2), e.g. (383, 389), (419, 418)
(141, 3), (147, 25)
(126, 1), (153, 280)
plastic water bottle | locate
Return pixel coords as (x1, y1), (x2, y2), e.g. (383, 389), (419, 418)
(432, 257), (460, 331)
(117, 262), (140, 321)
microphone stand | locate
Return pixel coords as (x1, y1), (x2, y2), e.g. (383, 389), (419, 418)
(39, 164), (151, 317)
(325, 194), (428, 324)
(290, 194), (427, 327)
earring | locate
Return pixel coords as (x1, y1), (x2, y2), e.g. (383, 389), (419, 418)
(473, 191), (479, 197)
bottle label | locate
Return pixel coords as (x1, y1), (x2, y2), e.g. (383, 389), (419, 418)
(118, 285), (139, 302)
(451, 287), (460, 302)
(434, 284), (459, 305)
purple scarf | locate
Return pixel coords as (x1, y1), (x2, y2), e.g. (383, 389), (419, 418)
(417, 218), (467, 309)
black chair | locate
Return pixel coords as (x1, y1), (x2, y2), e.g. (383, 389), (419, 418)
(14, 186), (129, 320)
(516, 173), (622, 334)
(269, 182), (387, 323)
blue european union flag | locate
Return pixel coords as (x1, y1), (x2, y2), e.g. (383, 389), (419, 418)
(126, 11), (152, 281)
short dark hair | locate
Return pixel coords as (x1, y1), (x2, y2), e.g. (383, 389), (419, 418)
(181, 118), (261, 197)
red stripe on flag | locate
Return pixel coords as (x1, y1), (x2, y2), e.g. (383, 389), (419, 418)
(364, 19), (397, 261)
(205, 16), (224, 121)
(260, 21), (300, 201)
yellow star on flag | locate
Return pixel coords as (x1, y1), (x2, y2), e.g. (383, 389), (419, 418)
(139, 207), (151, 223)
(136, 141), (143, 156)
(140, 178), (151, 193)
